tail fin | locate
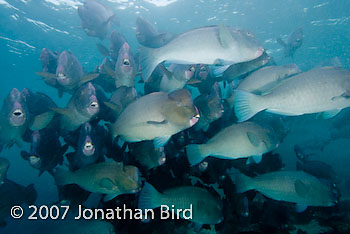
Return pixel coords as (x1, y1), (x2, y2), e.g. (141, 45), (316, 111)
(227, 168), (255, 193)
(54, 168), (74, 186)
(24, 184), (37, 205)
(185, 144), (208, 166)
(138, 182), (162, 210)
(140, 46), (160, 82)
(234, 90), (265, 122)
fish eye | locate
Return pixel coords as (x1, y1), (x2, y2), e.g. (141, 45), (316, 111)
(123, 59), (130, 66)
(13, 109), (23, 117)
(194, 113), (200, 118)
(89, 101), (99, 108)
(189, 66), (195, 72)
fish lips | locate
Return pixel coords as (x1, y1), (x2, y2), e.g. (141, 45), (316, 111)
(10, 103), (26, 127)
(57, 72), (71, 86)
(87, 95), (99, 116)
(82, 137), (96, 156)
(190, 106), (200, 126)
(29, 155), (42, 168)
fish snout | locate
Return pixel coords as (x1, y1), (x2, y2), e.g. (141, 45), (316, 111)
(255, 47), (264, 58)
(10, 106), (26, 126)
(29, 155), (42, 168)
(83, 139), (95, 156)
(190, 106), (200, 126)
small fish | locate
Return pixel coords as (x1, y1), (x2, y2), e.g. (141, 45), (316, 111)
(111, 89), (199, 148)
(93, 57), (116, 93)
(138, 182), (223, 225)
(114, 42), (137, 88)
(136, 16), (174, 48)
(128, 141), (166, 171)
(110, 30), (127, 61)
(234, 67), (350, 122)
(65, 122), (106, 170)
(104, 86), (137, 122)
(236, 64), (301, 95)
(188, 64), (215, 95)
(0, 158), (9, 185)
(78, 0), (117, 40)
(159, 64), (196, 92)
(39, 48), (59, 73)
(37, 51), (98, 97)
(213, 51), (271, 82)
(277, 28), (303, 58)
(21, 129), (68, 176)
(54, 162), (141, 201)
(186, 122), (279, 166)
(294, 145), (337, 181)
(194, 82), (224, 132)
(0, 88), (29, 151)
(229, 169), (338, 212)
(52, 82), (100, 132)
(21, 89), (57, 131)
(140, 25), (264, 81)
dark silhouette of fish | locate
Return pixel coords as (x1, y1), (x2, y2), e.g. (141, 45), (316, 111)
(277, 28), (303, 58)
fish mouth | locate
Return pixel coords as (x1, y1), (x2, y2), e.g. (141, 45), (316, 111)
(189, 106), (200, 126)
(123, 58), (130, 66)
(87, 101), (99, 115)
(12, 108), (23, 117)
(29, 155), (41, 168)
(255, 47), (264, 58)
(57, 73), (67, 79)
(10, 108), (25, 126)
(198, 161), (209, 171)
(83, 141), (95, 156)
(158, 152), (166, 165)
(57, 73), (70, 85)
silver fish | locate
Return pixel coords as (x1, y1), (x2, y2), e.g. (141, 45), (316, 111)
(234, 67), (350, 122)
(186, 122), (279, 166)
(140, 25), (264, 81)
(229, 169), (337, 211)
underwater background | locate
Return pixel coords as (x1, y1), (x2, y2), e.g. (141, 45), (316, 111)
(0, 0), (350, 233)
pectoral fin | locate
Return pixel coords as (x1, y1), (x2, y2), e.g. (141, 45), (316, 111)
(104, 63), (116, 78)
(153, 135), (171, 148)
(103, 193), (119, 202)
(51, 107), (71, 116)
(79, 73), (99, 85)
(96, 43), (110, 57)
(317, 109), (342, 119)
(186, 78), (202, 85)
(331, 91), (350, 101)
(212, 65), (230, 77)
(246, 155), (262, 164)
(295, 203), (308, 213)
(159, 64), (173, 79)
(219, 23), (234, 48)
(104, 101), (122, 113)
(29, 111), (55, 131)
(247, 132), (261, 147)
(100, 178), (116, 190)
(35, 72), (56, 79)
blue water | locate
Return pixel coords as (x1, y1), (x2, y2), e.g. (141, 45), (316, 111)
(1, 0), (350, 233)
